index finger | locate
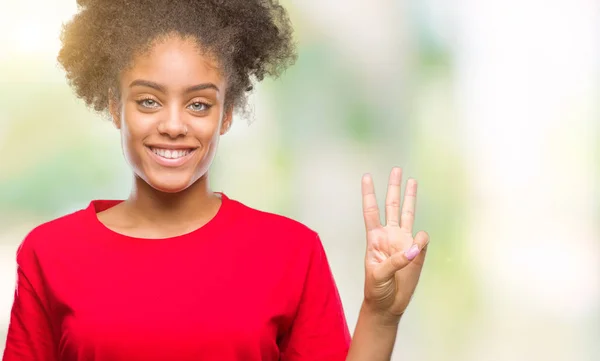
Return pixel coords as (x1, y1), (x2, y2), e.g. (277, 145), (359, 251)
(362, 173), (382, 232)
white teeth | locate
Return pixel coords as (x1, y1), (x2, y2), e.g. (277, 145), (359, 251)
(151, 148), (192, 159)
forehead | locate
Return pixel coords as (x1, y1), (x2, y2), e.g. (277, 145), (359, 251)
(121, 34), (224, 89)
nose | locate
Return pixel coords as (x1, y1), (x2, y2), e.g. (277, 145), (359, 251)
(157, 106), (187, 138)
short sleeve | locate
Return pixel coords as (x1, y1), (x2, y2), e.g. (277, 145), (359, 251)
(2, 232), (57, 361)
(279, 234), (351, 361)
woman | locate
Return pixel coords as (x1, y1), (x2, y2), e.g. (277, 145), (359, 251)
(2, 0), (430, 360)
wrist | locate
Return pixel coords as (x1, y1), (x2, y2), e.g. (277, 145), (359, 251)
(360, 300), (402, 328)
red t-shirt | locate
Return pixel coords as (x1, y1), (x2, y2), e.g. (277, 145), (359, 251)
(2, 194), (351, 360)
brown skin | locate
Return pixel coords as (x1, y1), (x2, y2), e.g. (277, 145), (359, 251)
(98, 34), (231, 239)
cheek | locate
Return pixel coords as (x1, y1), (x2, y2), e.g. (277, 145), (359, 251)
(120, 110), (155, 161)
(121, 108), (153, 140)
(192, 118), (222, 144)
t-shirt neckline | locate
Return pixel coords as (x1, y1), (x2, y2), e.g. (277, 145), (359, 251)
(85, 192), (232, 242)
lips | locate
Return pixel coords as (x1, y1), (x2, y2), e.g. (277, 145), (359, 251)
(145, 145), (197, 168)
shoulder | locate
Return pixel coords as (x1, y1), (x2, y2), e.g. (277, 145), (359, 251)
(16, 206), (89, 263)
(230, 198), (318, 237)
(226, 197), (322, 254)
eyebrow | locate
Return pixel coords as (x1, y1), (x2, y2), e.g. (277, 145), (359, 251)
(129, 79), (220, 93)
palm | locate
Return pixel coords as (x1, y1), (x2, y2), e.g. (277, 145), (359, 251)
(361, 168), (429, 319)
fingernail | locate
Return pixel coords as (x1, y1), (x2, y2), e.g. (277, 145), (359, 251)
(405, 244), (420, 260)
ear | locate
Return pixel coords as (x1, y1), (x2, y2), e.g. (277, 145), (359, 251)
(220, 107), (233, 135)
(108, 89), (122, 129)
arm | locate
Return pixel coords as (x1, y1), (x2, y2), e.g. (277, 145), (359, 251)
(346, 303), (400, 361)
(2, 233), (57, 361)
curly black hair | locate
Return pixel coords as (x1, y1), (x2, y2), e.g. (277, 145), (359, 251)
(57, 0), (297, 117)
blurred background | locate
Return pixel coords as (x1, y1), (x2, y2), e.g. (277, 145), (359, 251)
(0, 0), (599, 360)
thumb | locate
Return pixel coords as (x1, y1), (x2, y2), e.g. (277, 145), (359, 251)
(410, 231), (430, 268)
(372, 231), (430, 283)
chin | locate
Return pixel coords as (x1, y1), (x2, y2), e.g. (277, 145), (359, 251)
(150, 182), (190, 194)
(144, 173), (196, 194)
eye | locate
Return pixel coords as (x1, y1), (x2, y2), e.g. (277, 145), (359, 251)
(188, 102), (211, 113)
(136, 98), (160, 108)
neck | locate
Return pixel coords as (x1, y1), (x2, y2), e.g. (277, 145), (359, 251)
(123, 173), (221, 228)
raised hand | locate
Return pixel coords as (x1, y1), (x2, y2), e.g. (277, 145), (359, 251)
(361, 167), (430, 322)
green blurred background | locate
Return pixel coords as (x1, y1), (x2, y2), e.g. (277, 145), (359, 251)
(1, 1), (599, 360)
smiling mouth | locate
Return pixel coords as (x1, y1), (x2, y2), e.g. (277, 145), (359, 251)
(148, 146), (197, 159)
